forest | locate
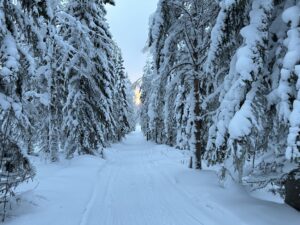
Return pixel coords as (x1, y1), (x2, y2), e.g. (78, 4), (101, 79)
(141, 0), (300, 193)
(0, 0), (300, 224)
(0, 0), (135, 218)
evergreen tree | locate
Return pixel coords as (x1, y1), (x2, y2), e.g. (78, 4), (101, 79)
(140, 57), (154, 140)
(205, 0), (251, 168)
(281, 2), (300, 162)
(111, 44), (134, 140)
(217, 0), (273, 182)
(0, 0), (35, 219)
(142, 0), (218, 168)
(62, 0), (133, 157)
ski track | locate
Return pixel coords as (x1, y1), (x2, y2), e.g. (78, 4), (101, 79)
(79, 163), (111, 225)
(77, 130), (233, 225)
(70, 129), (299, 225)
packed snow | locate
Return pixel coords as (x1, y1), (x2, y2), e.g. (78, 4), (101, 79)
(5, 127), (300, 225)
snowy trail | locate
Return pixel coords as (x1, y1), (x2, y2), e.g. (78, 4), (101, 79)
(82, 133), (216, 225)
(6, 128), (300, 225)
(71, 128), (300, 225)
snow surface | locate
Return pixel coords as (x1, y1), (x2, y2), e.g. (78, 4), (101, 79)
(5, 127), (300, 225)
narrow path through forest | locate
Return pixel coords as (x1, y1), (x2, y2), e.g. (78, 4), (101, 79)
(79, 128), (220, 225)
(7, 128), (300, 225)
(74, 128), (300, 225)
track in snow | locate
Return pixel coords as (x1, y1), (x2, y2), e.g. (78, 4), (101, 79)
(78, 129), (236, 225)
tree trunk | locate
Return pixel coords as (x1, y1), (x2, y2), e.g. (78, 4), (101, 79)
(49, 77), (59, 162)
(194, 78), (202, 170)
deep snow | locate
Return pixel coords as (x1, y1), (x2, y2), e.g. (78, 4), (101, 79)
(5, 127), (300, 225)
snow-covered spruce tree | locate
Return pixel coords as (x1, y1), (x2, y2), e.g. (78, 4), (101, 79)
(145, 0), (197, 146)
(62, 0), (133, 158)
(0, 0), (46, 155)
(124, 79), (136, 132)
(227, 0), (300, 189)
(205, 0), (250, 168)
(41, 1), (66, 162)
(0, 2), (28, 146)
(140, 57), (154, 140)
(142, 0), (218, 168)
(16, 0), (57, 158)
(60, 1), (103, 157)
(176, 0), (218, 169)
(242, 0), (297, 191)
(111, 43), (135, 141)
(200, 0), (300, 190)
(144, 0), (187, 151)
(281, 2), (300, 163)
(207, 0), (273, 183)
(0, 0), (35, 219)
(144, 0), (170, 144)
(18, 0), (71, 161)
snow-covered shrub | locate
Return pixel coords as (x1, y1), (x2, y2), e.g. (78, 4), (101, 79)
(0, 132), (35, 221)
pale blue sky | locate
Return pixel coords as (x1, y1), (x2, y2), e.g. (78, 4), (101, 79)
(106, 0), (158, 82)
